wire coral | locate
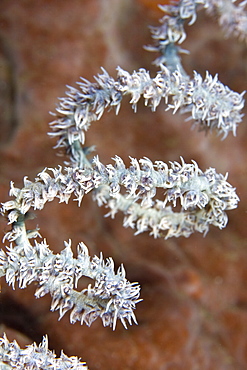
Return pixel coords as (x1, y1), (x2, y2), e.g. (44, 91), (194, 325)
(0, 334), (88, 370)
(1, 0), (246, 368)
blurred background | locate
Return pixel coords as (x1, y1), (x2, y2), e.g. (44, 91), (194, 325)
(0, 1), (247, 369)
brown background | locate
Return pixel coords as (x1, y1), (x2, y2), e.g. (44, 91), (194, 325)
(0, 1), (247, 369)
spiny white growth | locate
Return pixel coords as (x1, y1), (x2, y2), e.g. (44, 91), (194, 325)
(145, 0), (247, 73)
(0, 234), (140, 330)
(0, 334), (88, 369)
(1, 157), (239, 239)
(205, 0), (247, 40)
(148, 0), (247, 55)
(0, 2), (244, 359)
(49, 66), (244, 164)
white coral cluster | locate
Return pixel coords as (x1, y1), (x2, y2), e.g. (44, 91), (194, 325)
(0, 334), (88, 370)
(148, 0), (247, 65)
(0, 233), (140, 330)
(1, 156), (239, 241)
(95, 157), (239, 238)
(49, 66), (244, 164)
(0, 1), (246, 368)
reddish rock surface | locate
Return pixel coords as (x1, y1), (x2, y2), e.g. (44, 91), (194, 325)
(0, 1), (247, 369)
